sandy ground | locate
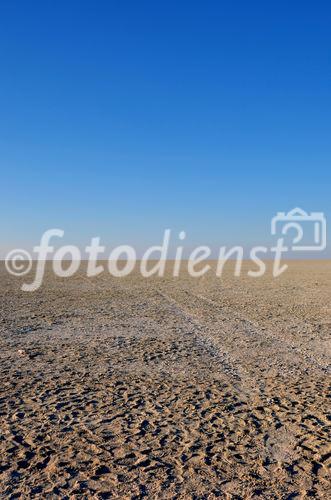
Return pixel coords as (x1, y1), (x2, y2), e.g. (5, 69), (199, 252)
(0, 261), (330, 498)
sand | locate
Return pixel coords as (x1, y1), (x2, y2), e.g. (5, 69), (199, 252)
(0, 261), (330, 498)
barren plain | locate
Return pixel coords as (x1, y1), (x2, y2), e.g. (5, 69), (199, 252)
(0, 261), (330, 498)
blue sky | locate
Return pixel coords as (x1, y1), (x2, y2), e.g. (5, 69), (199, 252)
(1, 1), (330, 257)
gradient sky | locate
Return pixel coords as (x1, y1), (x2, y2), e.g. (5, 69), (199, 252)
(1, 1), (330, 257)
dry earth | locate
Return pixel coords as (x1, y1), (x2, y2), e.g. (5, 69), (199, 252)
(0, 261), (330, 498)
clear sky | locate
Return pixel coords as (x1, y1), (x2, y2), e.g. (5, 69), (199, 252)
(1, 1), (330, 257)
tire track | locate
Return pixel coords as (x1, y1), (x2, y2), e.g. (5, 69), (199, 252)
(157, 290), (264, 402)
(181, 289), (330, 375)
